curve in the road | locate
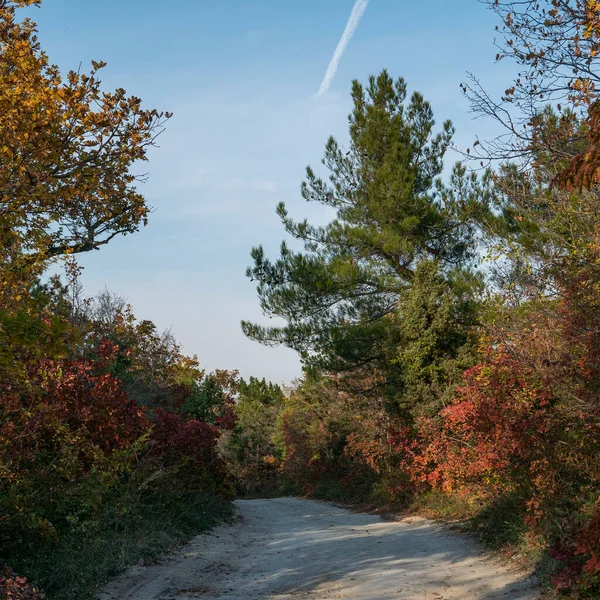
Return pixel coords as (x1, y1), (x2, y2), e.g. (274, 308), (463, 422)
(99, 497), (540, 600)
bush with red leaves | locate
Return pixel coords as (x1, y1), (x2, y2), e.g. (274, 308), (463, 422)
(412, 338), (600, 595)
(1, 348), (149, 481)
(0, 345), (151, 554)
(151, 409), (227, 491)
(415, 349), (552, 494)
(0, 567), (45, 600)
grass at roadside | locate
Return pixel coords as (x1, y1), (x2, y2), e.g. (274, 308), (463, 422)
(9, 492), (234, 600)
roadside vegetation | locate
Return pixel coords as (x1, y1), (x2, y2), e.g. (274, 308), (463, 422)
(0, 1), (235, 597)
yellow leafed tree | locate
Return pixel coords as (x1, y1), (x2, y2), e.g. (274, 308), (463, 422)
(0, 0), (170, 293)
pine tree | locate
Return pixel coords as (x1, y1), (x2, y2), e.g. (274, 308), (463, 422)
(387, 259), (480, 417)
(243, 71), (484, 378)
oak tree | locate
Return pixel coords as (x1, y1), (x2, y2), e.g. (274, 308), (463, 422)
(0, 0), (170, 283)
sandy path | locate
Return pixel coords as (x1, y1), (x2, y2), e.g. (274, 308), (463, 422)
(99, 497), (540, 600)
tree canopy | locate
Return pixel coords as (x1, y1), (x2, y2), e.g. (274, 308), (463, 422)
(0, 0), (170, 289)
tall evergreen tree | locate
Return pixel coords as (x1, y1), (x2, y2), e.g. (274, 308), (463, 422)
(243, 71), (484, 378)
(387, 259), (480, 417)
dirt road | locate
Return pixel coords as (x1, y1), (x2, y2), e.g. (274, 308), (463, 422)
(99, 497), (540, 600)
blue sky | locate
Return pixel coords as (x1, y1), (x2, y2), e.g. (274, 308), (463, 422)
(31, 0), (511, 384)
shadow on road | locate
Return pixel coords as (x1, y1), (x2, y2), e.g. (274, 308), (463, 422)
(230, 498), (539, 599)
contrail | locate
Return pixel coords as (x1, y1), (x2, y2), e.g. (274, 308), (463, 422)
(316, 0), (370, 97)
